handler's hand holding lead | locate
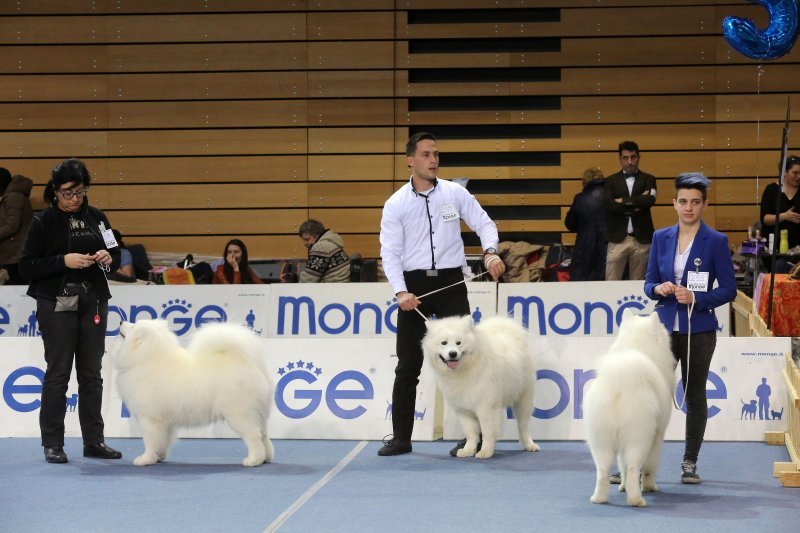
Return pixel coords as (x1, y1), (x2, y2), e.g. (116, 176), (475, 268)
(396, 291), (421, 311)
(484, 254), (504, 281)
(674, 285), (694, 304)
(92, 250), (112, 266)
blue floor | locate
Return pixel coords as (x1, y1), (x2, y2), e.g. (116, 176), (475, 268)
(1, 438), (797, 532)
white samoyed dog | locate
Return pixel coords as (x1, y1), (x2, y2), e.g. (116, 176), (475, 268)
(115, 320), (274, 467)
(422, 315), (539, 459)
(584, 311), (675, 506)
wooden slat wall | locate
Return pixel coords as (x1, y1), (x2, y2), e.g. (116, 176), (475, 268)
(1, 1), (798, 259)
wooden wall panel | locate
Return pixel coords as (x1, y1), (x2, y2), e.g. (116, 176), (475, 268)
(0, 14), (307, 44)
(109, 209), (308, 236)
(0, 3), (798, 262)
(5, 156), (308, 185)
(104, 183), (308, 210)
(106, 129), (308, 157)
(308, 155), (395, 182)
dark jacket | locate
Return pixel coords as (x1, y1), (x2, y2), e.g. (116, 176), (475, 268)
(565, 178), (607, 281)
(0, 174), (34, 265)
(19, 200), (120, 300)
(760, 182), (800, 249)
(603, 170), (657, 244)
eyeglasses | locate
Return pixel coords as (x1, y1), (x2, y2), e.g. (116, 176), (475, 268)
(56, 188), (88, 200)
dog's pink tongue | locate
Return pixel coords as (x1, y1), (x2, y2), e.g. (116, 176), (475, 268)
(447, 360), (459, 369)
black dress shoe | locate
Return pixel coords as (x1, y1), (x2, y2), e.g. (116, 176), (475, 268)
(377, 437), (412, 456)
(44, 445), (68, 464)
(83, 442), (122, 459)
(449, 436), (482, 457)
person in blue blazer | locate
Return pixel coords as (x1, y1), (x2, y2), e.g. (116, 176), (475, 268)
(645, 172), (737, 484)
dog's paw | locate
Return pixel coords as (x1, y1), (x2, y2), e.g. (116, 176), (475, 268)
(456, 447), (477, 458)
(133, 454), (157, 466)
(522, 440), (540, 452)
(475, 449), (495, 459)
(242, 456), (265, 467)
(589, 494), (608, 504)
(618, 483), (626, 493)
(627, 496), (647, 507)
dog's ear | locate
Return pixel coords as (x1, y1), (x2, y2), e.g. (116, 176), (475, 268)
(461, 315), (473, 327)
(621, 308), (637, 322)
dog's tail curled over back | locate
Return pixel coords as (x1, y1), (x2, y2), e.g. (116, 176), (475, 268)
(187, 323), (272, 382)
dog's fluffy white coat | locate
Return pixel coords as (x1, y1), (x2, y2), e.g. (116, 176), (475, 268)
(584, 311), (675, 506)
(422, 315), (539, 458)
(115, 320), (274, 467)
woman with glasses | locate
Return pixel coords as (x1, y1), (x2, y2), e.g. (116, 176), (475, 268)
(19, 158), (123, 464)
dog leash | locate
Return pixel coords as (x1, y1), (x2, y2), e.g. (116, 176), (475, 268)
(672, 291), (695, 410)
(410, 270), (491, 322)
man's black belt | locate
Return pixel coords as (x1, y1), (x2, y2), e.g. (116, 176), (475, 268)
(405, 267), (462, 277)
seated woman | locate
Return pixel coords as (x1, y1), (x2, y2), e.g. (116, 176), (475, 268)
(212, 238), (263, 284)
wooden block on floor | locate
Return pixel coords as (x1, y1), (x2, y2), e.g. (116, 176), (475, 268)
(779, 471), (800, 487)
(773, 462), (797, 477)
(765, 431), (786, 445)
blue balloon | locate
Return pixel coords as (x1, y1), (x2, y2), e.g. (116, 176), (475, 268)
(722, 0), (799, 60)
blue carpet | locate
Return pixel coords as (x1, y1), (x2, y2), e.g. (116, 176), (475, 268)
(0, 438), (796, 532)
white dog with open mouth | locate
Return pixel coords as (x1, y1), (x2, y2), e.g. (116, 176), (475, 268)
(115, 319), (274, 467)
(422, 315), (539, 458)
(584, 311), (675, 506)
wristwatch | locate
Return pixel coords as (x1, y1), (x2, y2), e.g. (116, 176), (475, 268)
(483, 247), (497, 256)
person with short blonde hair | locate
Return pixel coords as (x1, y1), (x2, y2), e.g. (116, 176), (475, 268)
(565, 167), (607, 281)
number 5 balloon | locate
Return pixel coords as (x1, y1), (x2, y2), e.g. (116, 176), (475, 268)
(722, 0), (799, 60)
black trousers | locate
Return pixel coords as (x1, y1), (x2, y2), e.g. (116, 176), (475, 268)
(392, 269), (470, 442)
(36, 289), (108, 447)
(671, 330), (717, 464)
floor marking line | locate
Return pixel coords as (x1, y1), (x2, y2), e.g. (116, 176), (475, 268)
(264, 440), (368, 532)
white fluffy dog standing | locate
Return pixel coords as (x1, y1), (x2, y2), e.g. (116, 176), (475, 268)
(115, 320), (274, 467)
(584, 311), (675, 506)
(422, 315), (539, 459)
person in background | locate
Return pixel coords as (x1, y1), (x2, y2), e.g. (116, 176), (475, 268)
(603, 140), (657, 280)
(298, 219), (350, 283)
(642, 172), (736, 484)
(378, 132), (505, 457)
(19, 158), (123, 463)
(760, 155), (800, 252)
(564, 167), (607, 281)
(105, 229), (136, 282)
(212, 238), (263, 284)
(0, 167), (34, 285)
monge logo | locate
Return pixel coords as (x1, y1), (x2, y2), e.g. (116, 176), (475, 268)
(276, 296), (398, 335)
(507, 293), (653, 335)
(529, 367), (727, 420)
(274, 358), (374, 419)
(107, 298), (227, 336)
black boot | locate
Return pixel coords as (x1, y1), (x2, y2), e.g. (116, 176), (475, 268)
(83, 442), (122, 459)
(44, 445), (68, 464)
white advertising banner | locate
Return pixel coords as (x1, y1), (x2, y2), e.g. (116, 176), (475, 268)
(0, 281), (729, 339)
(442, 336), (789, 442)
(2, 336), (787, 442)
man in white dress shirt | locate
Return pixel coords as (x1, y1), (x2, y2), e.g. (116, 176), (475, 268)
(377, 132), (505, 456)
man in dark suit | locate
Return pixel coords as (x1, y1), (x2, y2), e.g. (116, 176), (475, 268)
(603, 140), (657, 280)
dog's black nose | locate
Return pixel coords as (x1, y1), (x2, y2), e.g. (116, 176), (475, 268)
(448, 350), (458, 358)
